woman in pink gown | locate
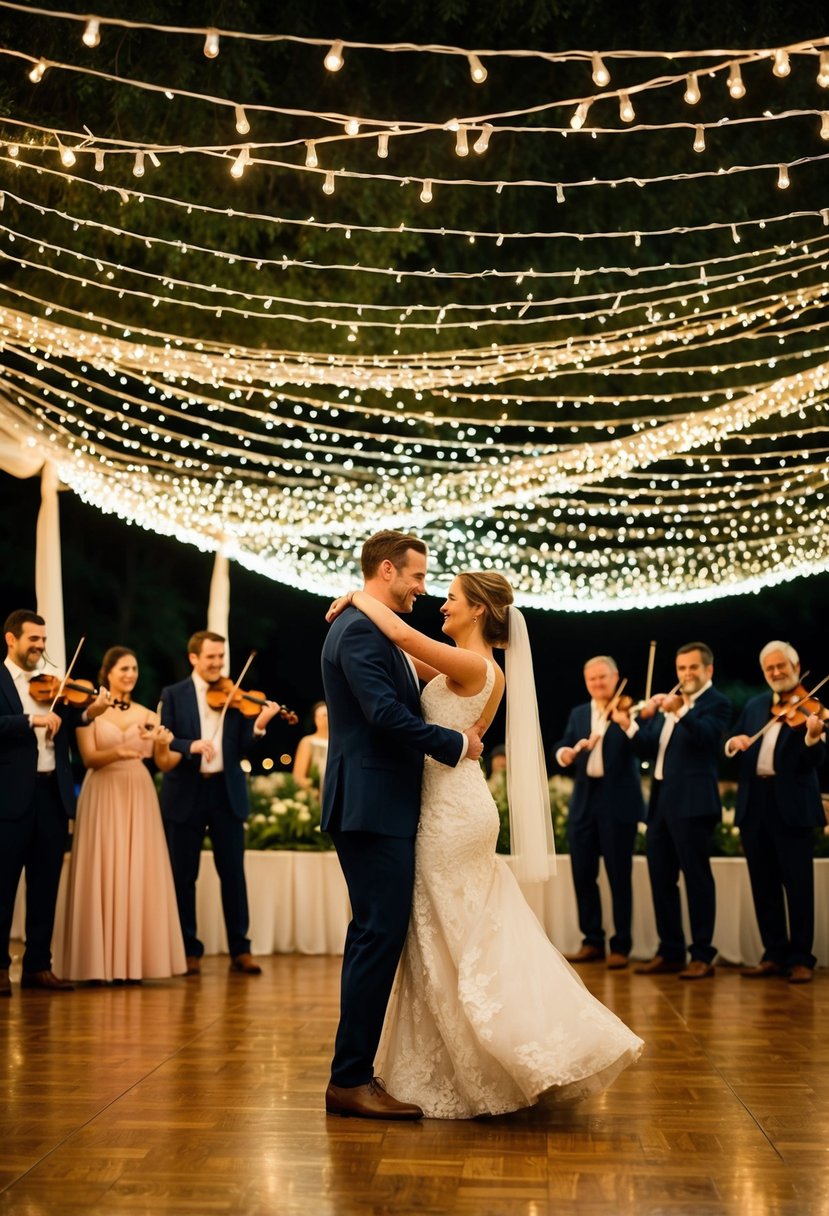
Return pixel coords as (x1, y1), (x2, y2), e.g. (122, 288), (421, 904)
(57, 647), (186, 982)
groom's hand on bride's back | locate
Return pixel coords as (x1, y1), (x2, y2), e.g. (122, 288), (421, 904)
(463, 719), (486, 762)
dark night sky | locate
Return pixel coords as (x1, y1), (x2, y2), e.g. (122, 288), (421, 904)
(2, 468), (827, 768)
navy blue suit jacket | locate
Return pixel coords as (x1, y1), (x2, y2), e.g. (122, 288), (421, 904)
(321, 607), (464, 837)
(730, 692), (825, 828)
(0, 664), (82, 820)
(554, 703), (644, 825)
(634, 685), (731, 819)
(158, 677), (255, 824)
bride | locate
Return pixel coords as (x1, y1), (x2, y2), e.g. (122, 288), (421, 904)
(333, 571), (643, 1119)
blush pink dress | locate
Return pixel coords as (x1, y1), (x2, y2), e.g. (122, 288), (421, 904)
(57, 717), (186, 981)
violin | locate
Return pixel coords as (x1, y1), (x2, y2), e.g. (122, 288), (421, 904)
(205, 677), (299, 725)
(28, 672), (98, 707)
(771, 682), (829, 730)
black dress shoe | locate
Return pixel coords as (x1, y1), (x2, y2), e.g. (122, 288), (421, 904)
(325, 1078), (423, 1120)
(20, 970), (74, 991)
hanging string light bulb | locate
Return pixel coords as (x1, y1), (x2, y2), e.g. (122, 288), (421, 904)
(772, 48), (790, 77)
(324, 40), (344, 72)
(56, 139), (76, 168)
(322, 169), (335, 194)
(94, 149), (104, 171)
(591, 52), (610, 87)
(821, 112), (829, 140)
(420, 178), (433, 203)
(377, 132), (389, 158)
(619, 91), (635, 122)
(9, 144), (19, 158)
(818, 51), (829, 88)
(455, 125), (469, 156)
(304, 140), (318, 168)
(467, 53), (487, 83)
(727, 62), (746, 98)
(234, 106), (250, 135)
(777, 162), (790, 188)
(693, 124), (705, 152)
(230, 146), (250, 179)
(28, 58), (47, 83)
(472, 123), (493, 154)
(570, 101), (590, 130)
(133, 150), (145, 177)
(684, 72), (701, 104)
(82, 19), (100, 48)
(203, 29), (220, 58)
(344, 118), (360, 136)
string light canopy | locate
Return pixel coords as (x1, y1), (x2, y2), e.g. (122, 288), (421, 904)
(0, 5), (827, 609)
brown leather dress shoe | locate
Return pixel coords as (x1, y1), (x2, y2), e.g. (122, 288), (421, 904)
(325, 1078), (424, 1120)
(740, 961), (788, 978)
(229, 953), (262, 975)
(564, 945), (605, 964)
(20, 970), (74, 991)
(185, 956), (201, 976)
(606, 952), (629, 970)
(633, 955), (685, 975)
(0, 968), (10, 997)
(788, 965), (813, 984)
(678, 960), (715, 980)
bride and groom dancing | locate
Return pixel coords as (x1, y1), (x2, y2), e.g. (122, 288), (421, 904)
(321, 530), (643, 1120)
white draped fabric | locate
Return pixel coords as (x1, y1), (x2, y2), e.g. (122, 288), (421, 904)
(207, 547), (231, 672)
(13, 854), (829, 964)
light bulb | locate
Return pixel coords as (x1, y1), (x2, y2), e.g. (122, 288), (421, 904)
(322, 169), (335, 194)
(777, 163), (790, 189)
(59, 143), (76, 167)
(693, 124), (705, 152)
(455, 126), (469, 156)
(468, 53), (487, 83)
(94, 149), (104, 171)
(235, 106), (250, 135)
(324, 40), (344, 72)
(9, 144), (19, 158)
(304, 140), (318, 168)
(591, 52), (610, 87)
(377, 132), (389, 158)
(773, 48), (790, 77)
(344, 118), (360, 136)
(818, 51), (829, 88)
(556, 183), (565, 203)
(570, 101), (590, 130)
(684, 72), (700, 104)
(619, 91), (635, 122)
(28, 58), (47, 83)
(147, 151), (160, 168)
(727, 62), (746, 98)
(420, 179), (433, 203)
(82, 19), (100, 48)
(230, 146), (249, 179)
(472, 123), (492, 154)
(821, 112), (829, 140)
(204, 29), (220, 59)
(133, 150), (145, 177)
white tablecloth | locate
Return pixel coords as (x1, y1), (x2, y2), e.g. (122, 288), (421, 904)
(13, 853), (828, 964)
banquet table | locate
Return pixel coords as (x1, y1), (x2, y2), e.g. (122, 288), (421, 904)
(14, 852), (828, 965)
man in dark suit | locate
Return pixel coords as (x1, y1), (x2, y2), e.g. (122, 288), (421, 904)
(613, 642), (731, 980)
(157, 631), (280, 978)
(1, 609), (108, 995)
(726, 641), (825, 984)
(321, 531), (483, 1120)
(554, 655), (645, 970)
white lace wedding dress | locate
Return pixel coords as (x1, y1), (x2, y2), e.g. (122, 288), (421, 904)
(375, 661), (644, 1119)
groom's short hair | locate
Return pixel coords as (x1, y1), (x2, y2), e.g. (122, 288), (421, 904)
(361, 530), (427, 578)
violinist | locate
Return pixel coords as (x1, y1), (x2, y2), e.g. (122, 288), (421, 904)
(613, 642), (731, 981)
(0, 609), (108, 996)
(725, 641), (825, 984)
(156, 630), (281, 978)
(553, 655), (645, 969)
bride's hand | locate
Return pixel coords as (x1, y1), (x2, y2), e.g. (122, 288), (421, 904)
(325, 591), (356, 623)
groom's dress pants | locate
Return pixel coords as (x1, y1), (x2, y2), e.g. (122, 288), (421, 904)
(328, 829), (415, 1087)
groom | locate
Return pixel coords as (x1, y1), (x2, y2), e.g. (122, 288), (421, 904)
(321, 530), (483, 1119)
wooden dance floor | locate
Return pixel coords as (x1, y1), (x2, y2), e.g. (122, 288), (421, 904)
(1, 951), (827, 1216)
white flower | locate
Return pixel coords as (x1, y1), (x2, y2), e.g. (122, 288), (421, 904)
(298, 808), (312, 822)
(251, 813), (266, 825)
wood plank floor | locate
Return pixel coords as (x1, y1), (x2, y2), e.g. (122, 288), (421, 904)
(1, 949), (827, 1216)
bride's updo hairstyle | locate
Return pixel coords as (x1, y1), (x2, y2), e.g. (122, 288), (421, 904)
(457, 572), (514, 648)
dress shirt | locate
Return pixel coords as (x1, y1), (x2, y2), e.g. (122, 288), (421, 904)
(585, 701), (608, 778)
(755, 720), (782, 777)
(4, 656), (55, 772)
(191, 671), (225, 773)
(653, 679), (712, 781)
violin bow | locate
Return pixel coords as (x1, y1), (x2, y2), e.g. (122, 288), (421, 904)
(745, 672), (829, 747)
(214, 649), (257, 737)
(48, 635), (86, 713)
(602, 677), (629, 722)
(644, 640), (657, 702)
